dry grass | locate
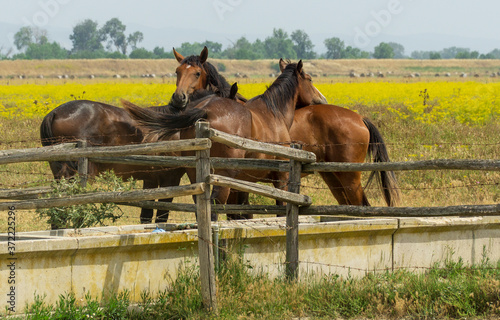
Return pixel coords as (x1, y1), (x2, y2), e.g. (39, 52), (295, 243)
(2, 58), (500, 79)
(0, 71), (498, 233)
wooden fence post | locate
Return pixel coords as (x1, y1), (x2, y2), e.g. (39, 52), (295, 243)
(286, 143), (302, 280)
(77, 140), (89, 188)
(195, 121), (217, 312)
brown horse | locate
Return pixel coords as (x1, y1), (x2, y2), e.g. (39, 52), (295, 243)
(172, 50), (400, 208)
(40, 47), (239, 224)
(122, 59), (327, 220)
(291, 105), (401, 206)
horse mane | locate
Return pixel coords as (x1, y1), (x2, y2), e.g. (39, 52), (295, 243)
(181, 55), (247, 102)
(149, 89), (216, 115)
(249, 62), (299, 117)
(147, 54), (248, 114)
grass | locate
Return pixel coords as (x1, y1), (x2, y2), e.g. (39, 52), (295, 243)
(7, 255), (500, 319)
(2, 58), (500, 79)
(0, 75), (498, 319)
(0, 83), (499, 232)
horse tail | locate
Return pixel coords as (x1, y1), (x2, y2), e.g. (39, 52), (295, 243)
(363, 118), (401, 207)
(40, 111), (79, 179)
(40, 111), (56, 146)
(121, 99), (208, 139)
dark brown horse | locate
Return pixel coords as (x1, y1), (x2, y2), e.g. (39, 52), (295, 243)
(122, 59), (327, 220)
(40, 47), (239, 224)
(291, 105), (400, 206)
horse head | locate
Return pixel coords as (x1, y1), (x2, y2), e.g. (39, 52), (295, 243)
(279, 59), (327, 108)
(171, 46), (209, 110)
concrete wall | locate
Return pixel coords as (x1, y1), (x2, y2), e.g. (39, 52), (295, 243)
(1, 215), (499, 314)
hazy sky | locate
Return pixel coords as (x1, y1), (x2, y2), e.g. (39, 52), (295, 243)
(1, 0), (500, 55)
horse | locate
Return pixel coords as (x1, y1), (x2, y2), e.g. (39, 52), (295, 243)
(171, 49), (401, 208)
(172, 49), (399, 209)
(122, 59), (328, 221)
(39, 47), (239, 225)
(290, 105), (401, 206)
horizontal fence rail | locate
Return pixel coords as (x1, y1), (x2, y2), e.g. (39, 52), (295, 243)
(304, 159), (500, 172)
(208, 174), (311, 206)
(0, 139), (211, 165)
(0, 183), (205, 211)
(209, 128), (317, 163)
(90, 155), (500, 172)
(91, 155), (289, 172)
(0, 186), (52, 200)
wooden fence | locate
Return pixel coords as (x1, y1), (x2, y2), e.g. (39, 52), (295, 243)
(1, 120), (499, 312)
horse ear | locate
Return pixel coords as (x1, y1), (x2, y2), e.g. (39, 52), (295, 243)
(297, 60), (303, 75)
(173, 48), (184, 63)
(279, 58), (287, 73)
(229, 82), (238, 100)
(200, 46), (208, 64)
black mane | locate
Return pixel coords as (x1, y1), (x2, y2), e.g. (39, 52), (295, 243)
(148, 54), (247, 114)
(181, 55), (247, 102)
(248, 63), (299, 117)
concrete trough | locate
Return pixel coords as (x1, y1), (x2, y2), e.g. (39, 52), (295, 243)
(1, 215), (499, 314)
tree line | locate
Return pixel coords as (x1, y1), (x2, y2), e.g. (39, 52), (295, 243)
(2, 17), (500, 61)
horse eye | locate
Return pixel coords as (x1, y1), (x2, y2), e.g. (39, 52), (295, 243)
(195, 72), (201, 78)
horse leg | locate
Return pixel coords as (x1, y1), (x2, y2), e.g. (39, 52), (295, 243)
(154, 169), (185, 223)
(226, 190), (253, 220)
(140, 179), (157, 224)
(271, 172), (288, 217)
(319, 171), (369, 206)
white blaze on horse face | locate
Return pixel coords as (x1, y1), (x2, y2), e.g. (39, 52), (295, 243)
(186, 65), (191, 69)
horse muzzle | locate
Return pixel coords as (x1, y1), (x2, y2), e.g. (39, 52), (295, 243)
(171, 92), (189, 109)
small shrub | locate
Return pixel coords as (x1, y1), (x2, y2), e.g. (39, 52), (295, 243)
(37, 171), (135, 229)
(217, 62), (226, 72)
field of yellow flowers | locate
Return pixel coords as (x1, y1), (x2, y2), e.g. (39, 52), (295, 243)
(0, 80), (498, 126)
(0, 78), (498, 232)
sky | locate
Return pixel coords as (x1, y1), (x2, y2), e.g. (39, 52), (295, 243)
(1, 0), (500, 56)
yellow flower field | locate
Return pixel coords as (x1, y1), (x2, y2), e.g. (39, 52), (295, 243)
(0, 81), (498, 125)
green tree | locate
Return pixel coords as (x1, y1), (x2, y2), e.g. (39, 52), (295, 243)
(129, 48), (154, 59)
(373, 42), (394, 59)
(224, 37), (265, 60)
(24, 41), (68, 59)
(14, 26), (34, 51)
(440, 47), (470, 59)
(14, 26), (48, 51)
(202, 40), (223, 56)
(481, 49), (500, 59)
(127, 31), (144, 51)
(387, 42), (405, 59)
(264, 28), (296, 59)
(291, 30), (316, 59)
(152, 46), (174, 59)
(324, 37), (345, 59)
(411, 50), (429, 59)
(101, 18), (127, 54)
(70, 19), (105, 53)
(429, 52), (441, 60)
(175, 42), (206, 57)
(344, 46), (370, 59)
